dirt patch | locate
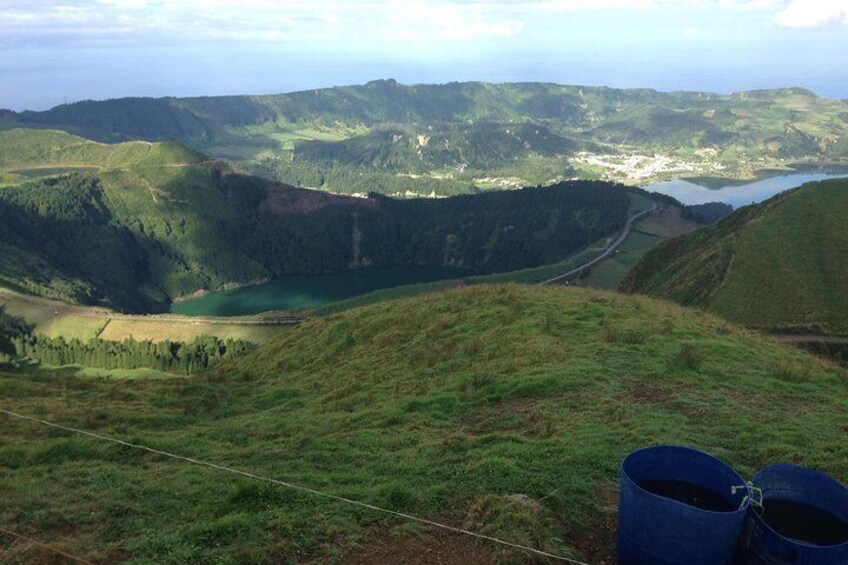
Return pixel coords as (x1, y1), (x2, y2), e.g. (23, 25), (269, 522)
(570, 483), (618, 565)
(460, 398), (557, 437)
(338, 525), (496, 565)
(232, 171), (377, 216)
(626, 383), (673, 404)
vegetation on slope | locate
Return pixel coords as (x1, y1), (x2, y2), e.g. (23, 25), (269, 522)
(0, 128), (205, 185)
(5, 82), (848, 194)
(0, 285), (845, 563)
(0, 130), (634, 312)
(621, 179), (848, 334)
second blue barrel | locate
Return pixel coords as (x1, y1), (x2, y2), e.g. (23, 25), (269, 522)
(742, 464), (848, 564)
(617, 445), (750, 564)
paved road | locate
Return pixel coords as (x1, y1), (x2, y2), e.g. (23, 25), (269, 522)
(539, 206), (657, 286)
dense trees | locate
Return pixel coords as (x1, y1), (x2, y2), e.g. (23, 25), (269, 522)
(683, 202), (734, 224)
(0, 168), (631, 313)
(0, 309), (254, 373)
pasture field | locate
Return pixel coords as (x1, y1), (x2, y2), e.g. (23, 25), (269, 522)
(0, 288), (290, 344)
(1, 285), (845, 563)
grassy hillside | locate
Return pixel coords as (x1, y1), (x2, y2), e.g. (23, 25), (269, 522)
(0, 285), (845, 563)
(0, 288), (290, 344)
(5, 82), (848, 194)
(621, 179), (848, 334)
(0, 129), (205, 185)
(0, 129), (636, 312)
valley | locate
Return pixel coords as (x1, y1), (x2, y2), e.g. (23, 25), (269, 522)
(5, 82), (848, 197)
(1, 82), (846, 564)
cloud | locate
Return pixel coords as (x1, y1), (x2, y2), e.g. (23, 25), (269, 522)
(536, 0), (778, 11)
(775, 0), (848, 28)
(0, 0), (529, 48)
(0, 0), (837, 51)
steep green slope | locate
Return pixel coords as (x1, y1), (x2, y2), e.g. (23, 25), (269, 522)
(5, 82), (848, 194)
(0, 130), (632, 312)
(1, 285), (845, 563)
(0, 128), (205, 181)
(621, 179), (848, 333)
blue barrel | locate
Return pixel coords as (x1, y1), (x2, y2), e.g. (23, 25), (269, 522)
(617, 445), (750, 564)
(742, 464), (848, 564)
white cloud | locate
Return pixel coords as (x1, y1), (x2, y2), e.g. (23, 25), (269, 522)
(0, 0), (530, 46)
(775, 0), (848, 28)
(536, 0), (778, 11)
(0, 0), (838, 51)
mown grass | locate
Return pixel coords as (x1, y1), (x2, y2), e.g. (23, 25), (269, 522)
(1, 285), (845, 563)
(0, 288), (289, 344)
(581, 231), (666, 290)
(99, 318), (289, 344)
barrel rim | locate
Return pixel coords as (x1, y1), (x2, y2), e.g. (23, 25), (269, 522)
(622, 444), (750, 516)
(750, 462), (848, 549)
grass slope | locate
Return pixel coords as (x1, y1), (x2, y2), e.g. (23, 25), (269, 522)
(1, 285), (845, 563)
(0, 129), (205, 185)
(622, 179), (848, 334)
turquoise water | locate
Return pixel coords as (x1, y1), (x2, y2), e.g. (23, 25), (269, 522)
(170, 265), (469, 316)
(644, 173), (848, 207)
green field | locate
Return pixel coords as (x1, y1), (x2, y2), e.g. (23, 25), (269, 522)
(578, 207), (701, 290)
(623, 179), (848, 334)
(1, 285), (845, 563)
(0, 288), (290, 344)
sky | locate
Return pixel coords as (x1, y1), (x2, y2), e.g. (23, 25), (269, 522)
(2, 0), (848, 111)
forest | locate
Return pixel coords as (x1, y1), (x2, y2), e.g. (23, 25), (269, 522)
(0, 168), (632, 312)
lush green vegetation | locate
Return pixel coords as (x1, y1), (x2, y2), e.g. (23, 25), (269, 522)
(0, 285), (845, 563)
(0, 308), (255, 374)
(682, 202), (734, 224)
(0, 130), (635, 312)
(5, 82), (848, 195)
(622, 179), (848, 334)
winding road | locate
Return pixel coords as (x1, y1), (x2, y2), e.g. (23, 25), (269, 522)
(538, 206), (657, 286)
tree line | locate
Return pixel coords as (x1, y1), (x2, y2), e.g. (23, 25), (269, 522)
(0, 308), (254, 374)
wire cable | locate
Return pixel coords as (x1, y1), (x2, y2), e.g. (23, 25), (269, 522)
(1, 408), (589, 564)
(0, 526), (96, 565)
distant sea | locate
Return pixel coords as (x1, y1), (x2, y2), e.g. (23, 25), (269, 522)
(3, 47), (847, 111)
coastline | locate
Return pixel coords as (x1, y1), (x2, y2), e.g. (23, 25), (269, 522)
(170, 278), (271, 304)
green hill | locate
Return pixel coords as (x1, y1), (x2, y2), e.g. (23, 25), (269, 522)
(5, 82), (848, 194)
(0, 128), (205, 181)
(621, 179), (848, 334)
(1, 285), (845, 562)
(0, 129), (635, 312)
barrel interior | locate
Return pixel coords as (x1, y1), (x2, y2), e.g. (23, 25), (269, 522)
(760, 498), (848, 547)
(638, 479), (736, 512)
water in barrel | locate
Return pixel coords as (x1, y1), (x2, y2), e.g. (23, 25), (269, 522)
(617, 445), (750, 565)
(743, 464), (848, 564)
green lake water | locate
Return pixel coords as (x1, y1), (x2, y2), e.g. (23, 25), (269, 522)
(170, 265), (469, 316)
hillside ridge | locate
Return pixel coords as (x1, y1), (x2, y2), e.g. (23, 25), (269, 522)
(621, 179), (848, 334)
